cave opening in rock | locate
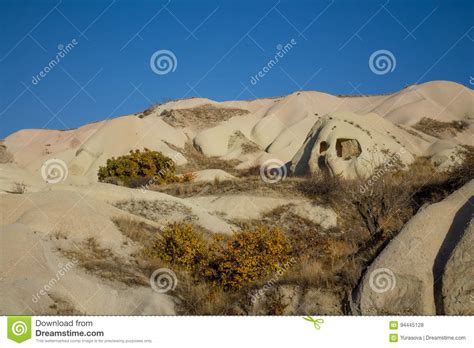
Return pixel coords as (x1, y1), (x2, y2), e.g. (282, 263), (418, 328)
(319, 141), (329, 153)
(335, 138), (362, 160)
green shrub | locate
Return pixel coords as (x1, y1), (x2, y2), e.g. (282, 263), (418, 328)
(98, 149), (178, 186)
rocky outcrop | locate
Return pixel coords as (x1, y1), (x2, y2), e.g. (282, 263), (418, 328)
(0, 143), (13, 163)
(290, 111), (418, 179)
(442, 218), (474, 314)
(0, 223), (176, 315)
(352, 180), (474, 315)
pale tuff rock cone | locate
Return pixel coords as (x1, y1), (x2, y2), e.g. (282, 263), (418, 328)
(441, 218), (474, 315)
(352, 180), (474, 315)
(290, 111), (419, 179)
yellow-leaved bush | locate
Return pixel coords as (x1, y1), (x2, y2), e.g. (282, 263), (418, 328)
(98, 148), (178, 186)
(144, 223), (291, 290)
(204, 226), (291, 290)
(144, 223), (208, 271)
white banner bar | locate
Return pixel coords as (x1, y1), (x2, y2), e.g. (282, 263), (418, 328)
(1, 316), (473, 347)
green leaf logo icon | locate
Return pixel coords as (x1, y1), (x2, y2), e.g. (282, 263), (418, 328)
(7, 316), (32, 343)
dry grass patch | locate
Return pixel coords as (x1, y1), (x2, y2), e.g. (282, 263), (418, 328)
(153, 175), (307, 198)
(174, 273), (243, 315)
(47, 294), (81, 315)
(412, 117), (469, 138)
(113, 217), (156, 244)
(160, 104), (249, 129)
(62, 237), (149, 286)
(166, 142), (242, 175)
(227, 130), (261, 154)
(114, 199), (197, 223)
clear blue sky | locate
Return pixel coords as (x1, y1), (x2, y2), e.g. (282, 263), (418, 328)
(1, 0), (473, 138)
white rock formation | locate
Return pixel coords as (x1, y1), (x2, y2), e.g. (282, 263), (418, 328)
(352, 180), (474, 315)
(290, 111), (418, 179)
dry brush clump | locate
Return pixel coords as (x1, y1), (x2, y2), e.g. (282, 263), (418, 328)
(408, 146), (474, 209)
(10, 182), (27, 194)
(296, 149), (474, 292)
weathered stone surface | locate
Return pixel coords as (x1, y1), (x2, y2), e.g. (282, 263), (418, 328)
(352, 180), (474, 315)
(290, 111), (416, 179)
(0, 144), (13, 163)
(442, 218), (474, 315)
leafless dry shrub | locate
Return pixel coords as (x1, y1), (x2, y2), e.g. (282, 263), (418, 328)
(11, 182), (27, 194)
